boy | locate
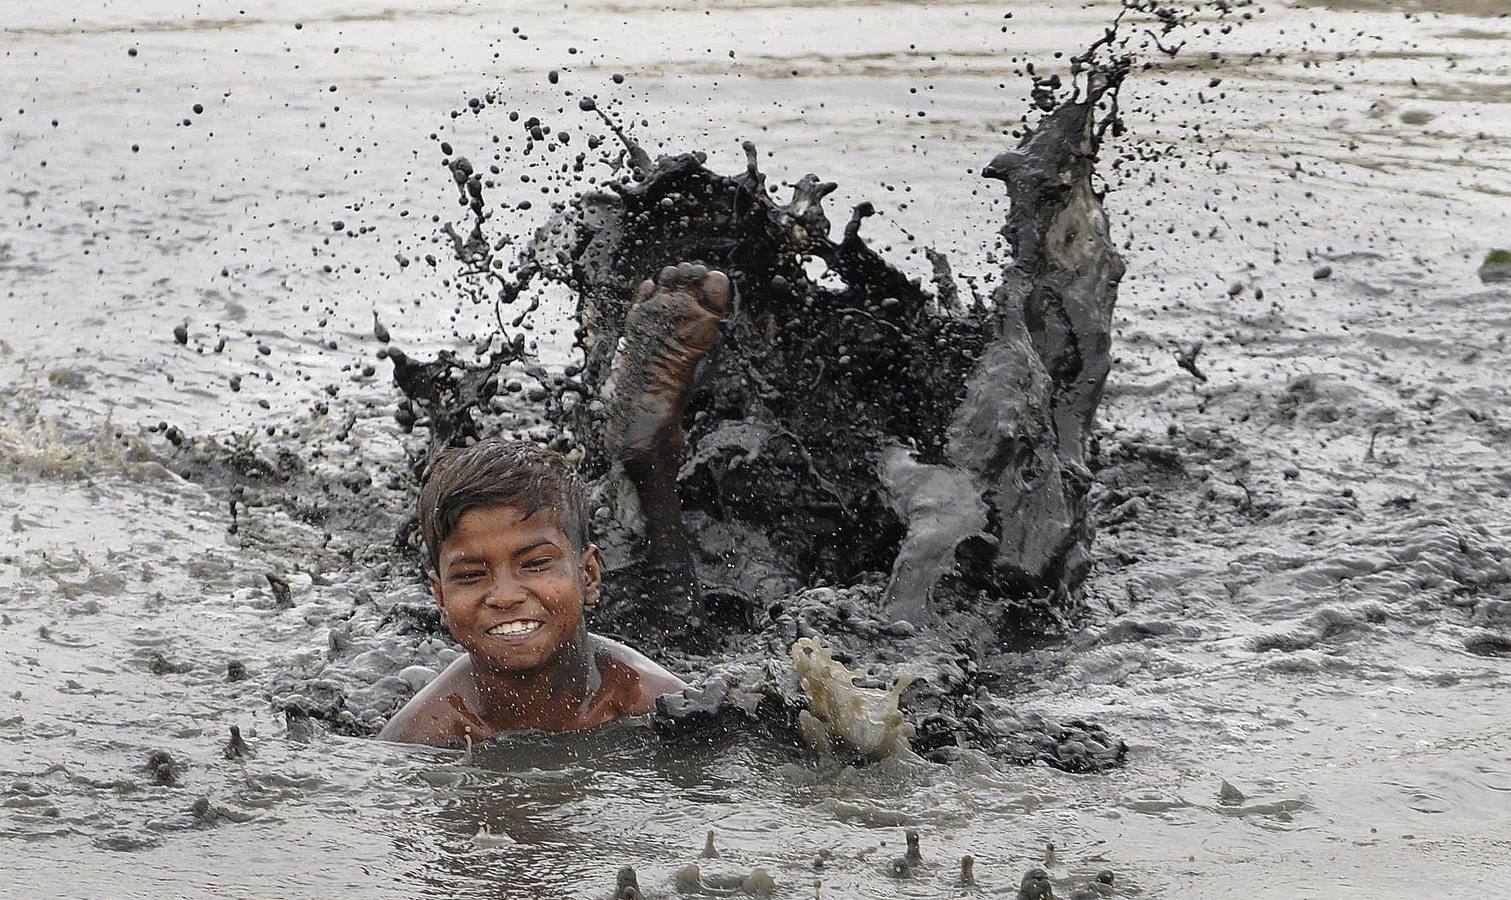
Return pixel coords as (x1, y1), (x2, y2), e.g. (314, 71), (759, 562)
(378, 439), (688, 746)
(381, 263), (730, 745)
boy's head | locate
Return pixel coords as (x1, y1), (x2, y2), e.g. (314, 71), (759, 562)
(419, 439), (601, 675)
(418, 439), (589, 573)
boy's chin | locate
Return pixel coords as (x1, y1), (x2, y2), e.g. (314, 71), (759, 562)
(468, 629), (577, 672)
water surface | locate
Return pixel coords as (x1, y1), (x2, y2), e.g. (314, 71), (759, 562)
(2, 1), (1509, 897)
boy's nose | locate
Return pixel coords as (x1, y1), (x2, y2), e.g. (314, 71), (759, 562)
(483, 575), (530, 607)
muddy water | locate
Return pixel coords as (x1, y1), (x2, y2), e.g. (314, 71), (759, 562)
(3, 1), (1510, 897)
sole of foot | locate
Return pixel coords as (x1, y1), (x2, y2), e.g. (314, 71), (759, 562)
(607, 262), (732, 465)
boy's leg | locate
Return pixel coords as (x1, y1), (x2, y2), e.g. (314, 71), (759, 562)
(604, 262), (731, 623)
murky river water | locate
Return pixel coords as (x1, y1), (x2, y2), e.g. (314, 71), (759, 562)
(3, 1), (1509, 897)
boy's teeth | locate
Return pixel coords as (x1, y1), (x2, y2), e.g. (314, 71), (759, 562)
(489, 621), (541, 636)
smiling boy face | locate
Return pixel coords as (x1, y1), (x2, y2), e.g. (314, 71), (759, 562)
(430, 504), (603, 675)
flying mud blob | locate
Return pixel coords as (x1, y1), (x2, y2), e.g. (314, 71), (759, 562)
(615, 866), (642, 900)
(884, 826), (926, 878)
(145, 749), (179, 786)
(222, 725), (251, 759)
(1018, 867), (1055, 900)
(471, 822), (516, 849)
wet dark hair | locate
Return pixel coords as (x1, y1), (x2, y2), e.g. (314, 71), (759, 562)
(417, 439), (589, 571)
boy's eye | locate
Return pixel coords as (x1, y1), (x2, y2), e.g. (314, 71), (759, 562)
(522, 557), (554, 572)
(453, 570), (485, 583)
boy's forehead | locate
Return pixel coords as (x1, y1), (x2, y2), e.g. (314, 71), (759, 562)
(447, 503), (569, 545)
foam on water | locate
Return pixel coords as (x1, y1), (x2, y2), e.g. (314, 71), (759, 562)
(792, 637), (916, 761)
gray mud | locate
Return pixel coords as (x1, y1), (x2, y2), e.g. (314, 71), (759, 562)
(3, 0), (1510, 897)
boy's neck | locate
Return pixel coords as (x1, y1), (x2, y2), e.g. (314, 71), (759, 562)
(466, 628), (600, 731)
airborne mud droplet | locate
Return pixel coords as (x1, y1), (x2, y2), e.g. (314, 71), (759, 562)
(222, 724), (251, 759)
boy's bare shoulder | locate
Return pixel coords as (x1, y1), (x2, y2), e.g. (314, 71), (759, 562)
(592, 635), (687, 713)
(376, 656), (477, 748)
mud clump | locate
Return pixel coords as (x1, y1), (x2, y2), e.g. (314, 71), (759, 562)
(1479, 248), (1511, 284)
(145, 750), (179, 786)
(222, 725), (252, 759)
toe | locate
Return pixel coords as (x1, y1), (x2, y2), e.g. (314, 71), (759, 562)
(699, 270), (732, 314)
(634, 278), (656, 302)
(657, 265), (681, 287)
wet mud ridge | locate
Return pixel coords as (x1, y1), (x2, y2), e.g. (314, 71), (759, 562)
(370, 51), (1133, 772)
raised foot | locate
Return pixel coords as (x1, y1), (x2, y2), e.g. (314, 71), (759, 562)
(606, 262), (731, 466)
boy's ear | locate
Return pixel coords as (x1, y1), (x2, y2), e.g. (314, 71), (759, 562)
(429, 571), (445, 610)
(581, 545), (603, 606)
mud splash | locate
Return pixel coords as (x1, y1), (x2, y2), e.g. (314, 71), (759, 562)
(370, 22), (1158, 770)
(419, 61), (1128, 625)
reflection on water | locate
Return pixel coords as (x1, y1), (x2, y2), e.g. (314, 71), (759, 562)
(2, 0), (1510, 897)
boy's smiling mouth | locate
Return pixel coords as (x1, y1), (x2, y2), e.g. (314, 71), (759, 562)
(487, 620), (544, 638)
